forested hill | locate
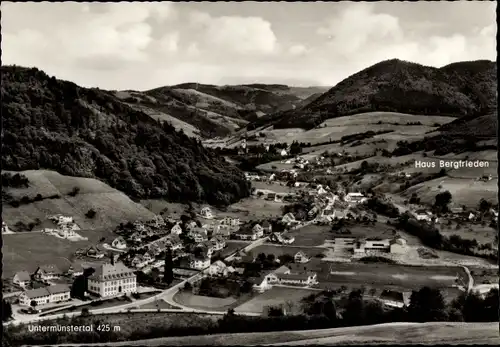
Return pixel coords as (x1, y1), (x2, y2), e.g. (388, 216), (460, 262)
(1, 66), (251, 205)
(249, 59), (497, 130)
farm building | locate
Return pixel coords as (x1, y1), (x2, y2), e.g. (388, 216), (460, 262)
(19, 284), (71, 307)
(378, 290), (411, 308)
(234, 228), (260, 241)
(345, 192), (366, 204)
(33, 265), (63, 281)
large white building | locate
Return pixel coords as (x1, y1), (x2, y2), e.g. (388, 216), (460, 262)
(87, 262), (136, 298)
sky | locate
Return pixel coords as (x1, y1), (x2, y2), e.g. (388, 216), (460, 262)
(1, 1), (496, 90)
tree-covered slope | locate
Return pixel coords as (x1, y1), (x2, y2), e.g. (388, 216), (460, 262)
(250, 59), (497, 130)
(1, 66), (251, 205)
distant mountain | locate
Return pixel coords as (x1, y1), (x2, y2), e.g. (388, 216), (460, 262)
(249, 59), (497, 130)
(117, 84), (328, 138)
(1, 66), (250, 205)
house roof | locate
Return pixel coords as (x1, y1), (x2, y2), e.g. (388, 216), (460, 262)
(46, 284), (70, 295)
(23, 287), (50, 299)
(14, 271), (31, 282)
(278, 273), (314, 281)
(248, 274), (267, 285)
(274, 265), (291, 274)
(295, 251), (308, 258)
(211, 260), (227, 268)
(88, 262), (135, 282)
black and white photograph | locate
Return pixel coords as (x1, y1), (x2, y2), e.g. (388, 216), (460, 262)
(1, 1), (499, 345)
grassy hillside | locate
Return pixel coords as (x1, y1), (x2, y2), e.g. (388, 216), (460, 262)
(2, 170), (156, 230)
(250, 59), (496, 130)
(44, 322), (500, 346)
(1, 66), (250, 206)
(121, 84), (328, 138)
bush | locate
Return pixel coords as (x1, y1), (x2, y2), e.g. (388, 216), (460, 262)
(68, 187), (80, 197)
(85, 209), (97, 219)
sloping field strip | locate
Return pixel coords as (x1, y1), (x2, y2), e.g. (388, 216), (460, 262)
(41, 322), (500, 346)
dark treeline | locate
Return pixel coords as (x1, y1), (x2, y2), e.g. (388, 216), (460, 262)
(1, 66), (251, 206)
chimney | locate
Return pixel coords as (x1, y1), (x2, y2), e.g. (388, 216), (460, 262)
(110, 253), (115, 265)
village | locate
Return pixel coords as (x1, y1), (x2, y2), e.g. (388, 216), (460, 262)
(3, 151), (498, 322)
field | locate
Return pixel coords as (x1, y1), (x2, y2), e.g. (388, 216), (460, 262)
(316, 262), (467, 300)
(138, 299), (179, 310)
(252, 181), (296, 194)
(234, 286), (318, 314)
(2, 229), (116, 278)
(139, 200), (188, 217)
(226, 198), (287, 219)
(403, 176), (498, 208)
(173, 292), (237, 310)
(2, 170), (155, 230)
(92, 322), (500, 346)
(284, 224), (334, 247)
(250, 244), (327, 259)
(320, 112), (456, 127)
(439, 223), (497, 247)
(468, 266), (499, 285)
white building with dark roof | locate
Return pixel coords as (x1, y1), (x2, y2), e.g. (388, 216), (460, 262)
(19, 284), (71, 306)
(87, 262), (136, 298)
(13, 271), (32, 287)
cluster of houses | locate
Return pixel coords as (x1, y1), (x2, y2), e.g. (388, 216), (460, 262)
(13, 260), (138, 308)
(116, 210), (243, 272)
(43, 215), (84, 240)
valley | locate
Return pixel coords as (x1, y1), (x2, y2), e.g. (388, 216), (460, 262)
(2, 59), (498, 345)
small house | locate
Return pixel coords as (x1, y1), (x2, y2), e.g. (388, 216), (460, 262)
(261, 221), (272, 233)
(171, 223), (183, 235)
(294, 251), (310, 263)
(33, 264), (62, 281)
(200, 207), (214, 219)
(189, 255), (211, 270)
(252, 224), (264, 238)
(389, 238), (407, 254)
(111, 237), (127, 250)
(13, 271), (31, 287)
(249, 275), (273, 292)
(234, 228), (259, 241)
(208, 260), (233, 277)
(282, 213), (296, 225)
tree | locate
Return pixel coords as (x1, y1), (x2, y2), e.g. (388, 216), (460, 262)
(164, 247), (174, 284)
(151, 267), (160, 282)
(183, 281), (192, 291)
(30, 300), (38, 311)
(433, 191), (452, 213)
(478, 198), (492, 213)
(2, 299), (13, 321)
(85, 208), (97, 219)
(408, 286), (447, 322)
